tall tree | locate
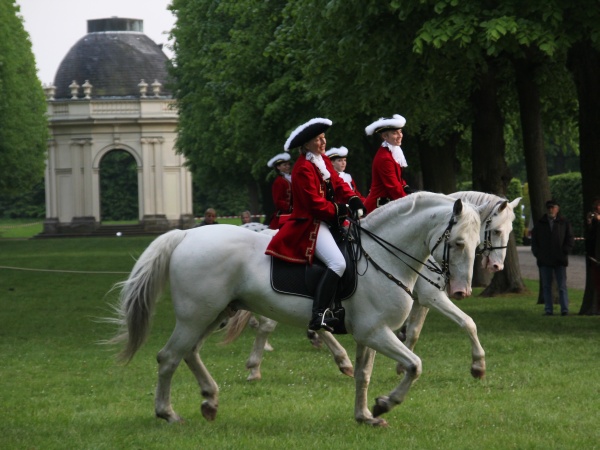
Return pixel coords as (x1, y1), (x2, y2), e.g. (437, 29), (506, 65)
(0, 0), (47, 196)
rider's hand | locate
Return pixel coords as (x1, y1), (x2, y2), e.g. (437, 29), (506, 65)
(348, 196), (365, 219)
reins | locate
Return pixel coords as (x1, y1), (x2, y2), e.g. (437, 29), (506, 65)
(476, 200), (508, 257)
(346, 212), (457, 295)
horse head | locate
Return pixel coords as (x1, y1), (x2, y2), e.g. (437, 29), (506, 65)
(429, 198), (481, 300)
(477, 197), (521, 272)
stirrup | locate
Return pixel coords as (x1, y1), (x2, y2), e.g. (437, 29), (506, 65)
(309, 309), (336, 332)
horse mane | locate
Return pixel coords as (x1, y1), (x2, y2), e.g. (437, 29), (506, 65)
(362, 191), (480, 233)
(450, 191), (516, 223)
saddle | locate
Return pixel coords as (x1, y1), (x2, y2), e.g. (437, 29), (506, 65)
(270, 236), (357, 334)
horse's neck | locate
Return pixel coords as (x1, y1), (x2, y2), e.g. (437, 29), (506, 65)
(363, 200), (441, 266)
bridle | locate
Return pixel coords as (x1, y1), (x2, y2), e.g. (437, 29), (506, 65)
(347, 212), (458, 295)
(476, 201), (508, 257)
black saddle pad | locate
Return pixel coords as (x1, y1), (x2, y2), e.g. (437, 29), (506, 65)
(270, 240), (357, 301)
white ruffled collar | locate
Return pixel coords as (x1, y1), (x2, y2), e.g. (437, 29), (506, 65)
(382, 141), (408, 167)
(305, 152), (330, 180)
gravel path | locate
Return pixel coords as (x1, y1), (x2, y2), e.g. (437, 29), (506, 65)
(517, 246), (586, 290)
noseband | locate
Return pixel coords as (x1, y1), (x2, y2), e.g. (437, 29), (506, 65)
(476, 201), (508, 257)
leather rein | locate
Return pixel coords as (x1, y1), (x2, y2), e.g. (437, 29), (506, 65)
(346, 213), (458, 296)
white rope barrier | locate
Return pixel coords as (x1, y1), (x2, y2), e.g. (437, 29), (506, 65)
(0, 221), (43, 230)
(0, 265), (128, 274)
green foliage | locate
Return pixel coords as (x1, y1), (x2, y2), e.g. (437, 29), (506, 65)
(1, 238), (598, 449)
(168, 0), (588, 212)
(0, 180), (45, 219)
(99, 151), (138, 221)
(0, 0), (48, 195)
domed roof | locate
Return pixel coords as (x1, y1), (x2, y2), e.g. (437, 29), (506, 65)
(53, 18), (171, 99)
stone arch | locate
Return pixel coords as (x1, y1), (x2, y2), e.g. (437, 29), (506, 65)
(98, 149), (140, 222)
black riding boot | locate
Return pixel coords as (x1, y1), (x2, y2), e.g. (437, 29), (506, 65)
(308, 268), (341, 332)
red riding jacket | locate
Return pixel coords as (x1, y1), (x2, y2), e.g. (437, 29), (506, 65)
(266, 154), (358, 264)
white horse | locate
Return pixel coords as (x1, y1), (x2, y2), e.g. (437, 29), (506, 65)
(107, 192), (482, 426)
(237, 192), (521, 381)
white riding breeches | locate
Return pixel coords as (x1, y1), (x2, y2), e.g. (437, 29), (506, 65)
(315, 221), (346, 277)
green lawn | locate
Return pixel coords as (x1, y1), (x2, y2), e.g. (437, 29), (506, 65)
(0, 235), (598, 449)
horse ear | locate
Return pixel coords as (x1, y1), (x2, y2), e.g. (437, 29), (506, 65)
(509, 197), (522, 209)
(498, 200), (508, 212)
(453, 199), (463, 215)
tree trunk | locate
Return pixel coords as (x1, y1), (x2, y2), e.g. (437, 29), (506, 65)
(568, 41), (600, 314)
(470, 62), (524, 293)
(513, 55), (551, 224)
(480, 233), (526, 296)
(418, 133), (460, 194)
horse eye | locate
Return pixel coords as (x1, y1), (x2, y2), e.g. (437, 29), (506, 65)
(494, 230), (501, 236)
(454, 241), (465, 249)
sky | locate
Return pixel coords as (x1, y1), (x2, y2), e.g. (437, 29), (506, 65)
(16, 0), (176, 85)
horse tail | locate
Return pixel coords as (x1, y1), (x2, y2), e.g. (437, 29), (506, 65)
(108, 229), (188, 363)
(221, 310), (253, 345)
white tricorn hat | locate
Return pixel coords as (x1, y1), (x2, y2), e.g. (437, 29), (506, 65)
(325, 146), (349, 160)
(284, 118), (332, 151)
(267, 152), (291, 168)
(365, 114), (406, 136)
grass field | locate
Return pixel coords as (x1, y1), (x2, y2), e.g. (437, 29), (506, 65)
(0, 234), (599, 449)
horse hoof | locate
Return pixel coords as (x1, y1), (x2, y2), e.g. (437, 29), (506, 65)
(372, 397), (391, 417)
(156, 411), (184, 423)
(201, 401), (218, 421)
(247, 372), (262, 382)
(339, 366), (354, 378)
(357, 416), (389, 427)
(264, 342), (274, 352)
(471, 367), (486, 379)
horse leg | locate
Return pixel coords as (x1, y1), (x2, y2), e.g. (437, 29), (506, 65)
(359, 328), (422, 420)
(183, 350), (219, 421)
(353, 343), (387, 426)
(246, 315), (278, 381)
(248, 315), (274, 351)
(421, 294), (486, 378)
(396, 301), (429, 374)
(155, 322), (211, 423)
(317, 330), (354, 377)
(307, 329), (323, 348)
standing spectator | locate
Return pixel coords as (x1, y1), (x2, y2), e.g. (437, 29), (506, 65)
(195, 208), (218, 227)
(267, 152), (293, 229)
(363, 114), (412, 213)
(240, 210), (252, 224)
(325, 146), (366, 203)
(531, 199), (574, 316)
(584, 198), (600, 312)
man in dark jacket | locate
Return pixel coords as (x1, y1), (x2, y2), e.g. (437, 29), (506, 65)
(531, 199), (574, 315)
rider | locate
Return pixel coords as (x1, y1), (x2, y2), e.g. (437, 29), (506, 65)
(325, 146), (366, 202)
(265, 118), (366, 332)
(364, 114), (412, 213)
(267, 152), (293, 229)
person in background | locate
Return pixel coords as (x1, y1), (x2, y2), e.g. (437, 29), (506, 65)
(325, 146), (366, 203)
(267, 152), (293, 229)
(195, 208), (218, 227)
(585, 198), (600, 312)
(240, 210), (252, 224)
(363, 114), (412, 213)
(265, 118), (365, 332)
(531, 199), (574, 316)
